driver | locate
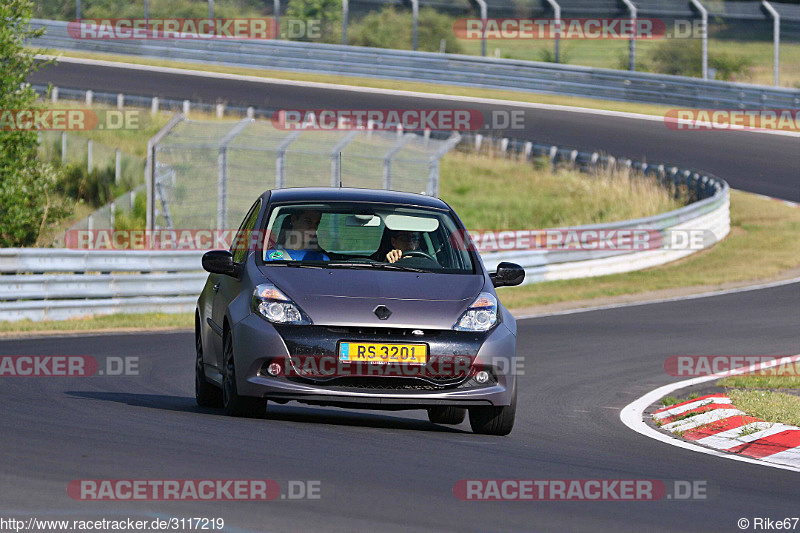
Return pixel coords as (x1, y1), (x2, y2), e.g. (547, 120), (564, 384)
(266, 209), (330, 261)
(385, 230), (422, 263)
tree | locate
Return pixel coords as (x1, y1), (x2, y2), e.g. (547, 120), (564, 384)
(285, 0), (342, 43)
(0, 0), (69, 247)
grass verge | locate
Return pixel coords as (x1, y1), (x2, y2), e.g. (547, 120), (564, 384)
(725, 389), (800, 428)
(0, 312), (193, 336)
(497, 190), (800, 309)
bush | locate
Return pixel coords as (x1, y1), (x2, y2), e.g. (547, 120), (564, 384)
(286, 0), (342, 43)
(0, 0), (71, 247)
(647, 39), (753, 80)
(348, 6), (463, 54)
(113, 192), (147, 231)
(58, 163), (117, 207)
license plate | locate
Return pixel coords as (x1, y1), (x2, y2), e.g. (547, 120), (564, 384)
(338, 342), (428, 364)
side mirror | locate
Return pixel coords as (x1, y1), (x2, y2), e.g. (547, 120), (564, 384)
(490, 262), (525, 288)
(202, 250), (240, 277)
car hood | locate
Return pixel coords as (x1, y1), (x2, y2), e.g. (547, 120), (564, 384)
(259, 267), (485, 329)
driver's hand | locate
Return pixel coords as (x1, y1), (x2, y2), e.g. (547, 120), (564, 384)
(386, 249), (403, 263)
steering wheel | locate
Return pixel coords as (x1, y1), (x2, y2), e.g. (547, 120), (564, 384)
(401, 250), (437, 262)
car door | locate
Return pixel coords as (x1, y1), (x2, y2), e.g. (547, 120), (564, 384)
(210, 199), (262, 368)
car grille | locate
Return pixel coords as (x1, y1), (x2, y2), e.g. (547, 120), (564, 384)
(303, 377), (455, 391)
(325, 326), (440, 338)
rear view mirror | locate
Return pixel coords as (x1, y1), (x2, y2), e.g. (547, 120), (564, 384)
(202, 250), (240, 277)
(490, 262), (525, 288)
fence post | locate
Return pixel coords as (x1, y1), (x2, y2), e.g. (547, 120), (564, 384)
(76, 0), (81, 19)
(208, 0), (214, 19)
(275, 130), (302, 189)
(411, 0), (419, 51)
(475, 0), (487, 57)
(342, 0), (349, 45)
(216, 104), (225, 118)
(85, 90), (93, 106)
(115, 149), (121, 185)
(51, 86), (58, 104)
(246, 107), (254, 119)
(763, 0), (780, 87)
(151, 97), (159, 114)
(621, 0), (637, 71)
(87, 139), (93, 173)
(117, 93), (124, 110)
(273, 0), (280, 38)
(61, 132), (67, 165)
(690, 0), (708, 79)
(217, 118), (253, 229)
(545, 0), (561, 63)
(383, 134), (414, 190)
(183, 100), (190, 115)
(110, 201), (115, 230)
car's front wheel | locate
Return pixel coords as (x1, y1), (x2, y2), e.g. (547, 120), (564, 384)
(222, 332), (267, 418)
(468, 384), (516, 436)
(427, 406), (466, 425)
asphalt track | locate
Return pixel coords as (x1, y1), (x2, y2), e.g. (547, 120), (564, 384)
(1, 282), (799, 532)
(3, 59), (797, 532)
(28, 60), (800, 201)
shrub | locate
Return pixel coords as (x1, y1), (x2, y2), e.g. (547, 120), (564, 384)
(348, 6), (463, 54)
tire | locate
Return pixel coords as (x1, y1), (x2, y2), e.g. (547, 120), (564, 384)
(468, 384), (517, 436)
(195, 326), (222, 408)
(222, 331), (268, 418)
(427, 406), (467, 425)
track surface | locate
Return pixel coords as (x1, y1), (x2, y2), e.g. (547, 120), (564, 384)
(29, 61), (800, 201)
(1, 283), (799, 532)
(5, 59), (798, 531)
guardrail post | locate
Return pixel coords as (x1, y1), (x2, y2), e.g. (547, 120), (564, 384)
(342, 0), (349, 45)
(549, 145), (558, 173)
(545, 0), (561, 63)
(690, 0), (708, 79)
(762, 1), (780, 87)
(61, 132), (67, 165)
(524, 141), (532, 160)
(246, 107), (254, 119)
(117, 93), (124, 110)
(151, 97), (159, 115)
(85, 90), (93, 106)
(216, 103), (225, 118)
(51, 86), (58, 104)
(182, 100), (190, 115)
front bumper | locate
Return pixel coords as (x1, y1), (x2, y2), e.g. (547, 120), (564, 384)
(231, 314), (518, 409)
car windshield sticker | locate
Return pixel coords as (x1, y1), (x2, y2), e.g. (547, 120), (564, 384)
(269, 250), (284, 260)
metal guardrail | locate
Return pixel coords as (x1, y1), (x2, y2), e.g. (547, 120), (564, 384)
(31, 19), (800, 110)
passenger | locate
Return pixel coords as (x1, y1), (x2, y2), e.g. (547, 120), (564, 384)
(265, 210), (330, 261)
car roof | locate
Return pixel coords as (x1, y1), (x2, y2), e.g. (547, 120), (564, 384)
(262, 187), (450, 210)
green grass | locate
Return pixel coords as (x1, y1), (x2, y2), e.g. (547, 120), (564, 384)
(660, 396), (680, 407)
(496, 190), (800, 309)
(726, 389), (800, 428)
(0, 312), (193, 335)
(718, 371), (800, 390)
(462, 38), (800, 88)
(440, 151), (684, 228)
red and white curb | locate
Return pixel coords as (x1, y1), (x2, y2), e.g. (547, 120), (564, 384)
(621, 354), (800, 473)
(653, 394), (800, 469)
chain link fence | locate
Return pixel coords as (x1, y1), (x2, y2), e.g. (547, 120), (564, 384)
(149, 117), (460, 230)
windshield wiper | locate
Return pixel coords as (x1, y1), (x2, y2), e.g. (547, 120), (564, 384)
(265, 261), (324, 268)
(325, 262), (428, 273)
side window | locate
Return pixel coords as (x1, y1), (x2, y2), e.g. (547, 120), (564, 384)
(231, 200), (262, 263)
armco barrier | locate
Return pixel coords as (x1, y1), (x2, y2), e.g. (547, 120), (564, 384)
(30, 19), (800, 110)
(0, 175), (728, 321)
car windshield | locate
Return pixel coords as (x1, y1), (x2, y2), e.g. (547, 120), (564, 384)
(260, 202), (475, 274)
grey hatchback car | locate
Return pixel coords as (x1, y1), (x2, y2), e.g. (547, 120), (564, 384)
(195, 187), (525, 435)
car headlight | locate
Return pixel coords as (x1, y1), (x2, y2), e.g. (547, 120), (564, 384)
(252, 283), (312, 325)
(453, 292), (498, 332)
